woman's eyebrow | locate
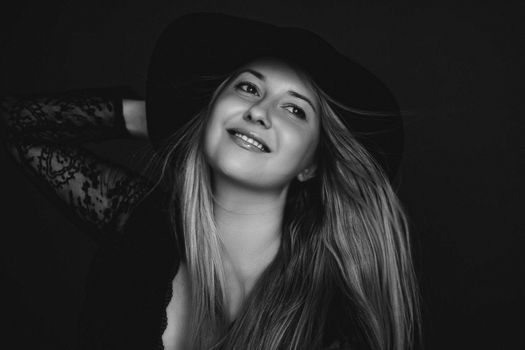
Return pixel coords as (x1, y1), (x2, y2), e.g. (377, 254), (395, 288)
(287, 91), (317, 113)
(241, 69), (265, 81)
(239, 69), (317, 112)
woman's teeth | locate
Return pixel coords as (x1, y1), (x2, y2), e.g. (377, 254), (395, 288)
(234, 132), (267, 152)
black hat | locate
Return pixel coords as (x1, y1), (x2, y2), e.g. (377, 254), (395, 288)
(146, 12), (403, 181)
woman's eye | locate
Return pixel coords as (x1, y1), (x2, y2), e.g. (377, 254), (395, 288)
(235, 81), (259, 96)
(284, 105), (306, 120)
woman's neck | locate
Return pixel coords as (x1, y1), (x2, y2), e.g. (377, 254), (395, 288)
(212, 175), (287, 317)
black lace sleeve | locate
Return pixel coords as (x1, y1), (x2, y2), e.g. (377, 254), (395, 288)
(0, 88), (132, 143)
(0, 89), (152, 243)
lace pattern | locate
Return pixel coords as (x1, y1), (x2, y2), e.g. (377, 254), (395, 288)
(1, 91), (129, 143)
(1, 90), (150, 240)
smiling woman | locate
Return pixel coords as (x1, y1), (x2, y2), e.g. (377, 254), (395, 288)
(0, 12), (420, 350)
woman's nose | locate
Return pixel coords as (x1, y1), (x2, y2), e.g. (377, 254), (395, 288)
(243, 101), (272, 129)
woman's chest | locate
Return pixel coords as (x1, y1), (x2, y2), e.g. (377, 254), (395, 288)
(161, 264), (191, 350)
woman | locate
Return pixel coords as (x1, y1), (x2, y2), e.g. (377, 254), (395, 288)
(1, 13), (420, 350)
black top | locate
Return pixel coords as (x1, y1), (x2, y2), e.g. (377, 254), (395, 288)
(0, 89), (357, 350)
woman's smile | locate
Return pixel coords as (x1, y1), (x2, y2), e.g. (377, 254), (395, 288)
(227, 128), (271, 153)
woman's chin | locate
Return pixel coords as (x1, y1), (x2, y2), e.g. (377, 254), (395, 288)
(211, 166), (290, 193)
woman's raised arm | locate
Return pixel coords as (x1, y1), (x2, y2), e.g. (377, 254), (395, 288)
(0, 89), (153, 244)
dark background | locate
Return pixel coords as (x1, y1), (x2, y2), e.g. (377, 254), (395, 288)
(1, 1), (523, 349)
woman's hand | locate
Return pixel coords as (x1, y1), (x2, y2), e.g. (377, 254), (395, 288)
(123, 99), (148, 139)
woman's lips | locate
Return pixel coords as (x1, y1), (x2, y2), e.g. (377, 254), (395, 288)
(227, 128), (271, 153)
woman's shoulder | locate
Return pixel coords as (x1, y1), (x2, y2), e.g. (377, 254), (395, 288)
(116, 185), (179, 250)
(94, 183), (179, 267)
(80, 186), (181, 349)
(121, 185), (171, 232)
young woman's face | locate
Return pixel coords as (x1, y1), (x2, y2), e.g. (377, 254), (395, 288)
(204, 58), (320, 191)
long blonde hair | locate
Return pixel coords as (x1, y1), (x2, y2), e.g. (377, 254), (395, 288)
(152, 70), (421, 350)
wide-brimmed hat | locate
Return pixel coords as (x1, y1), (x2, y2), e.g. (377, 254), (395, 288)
(146, 12), (403, 181)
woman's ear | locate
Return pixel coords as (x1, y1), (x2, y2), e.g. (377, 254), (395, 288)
(297, 165), (317, 182)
